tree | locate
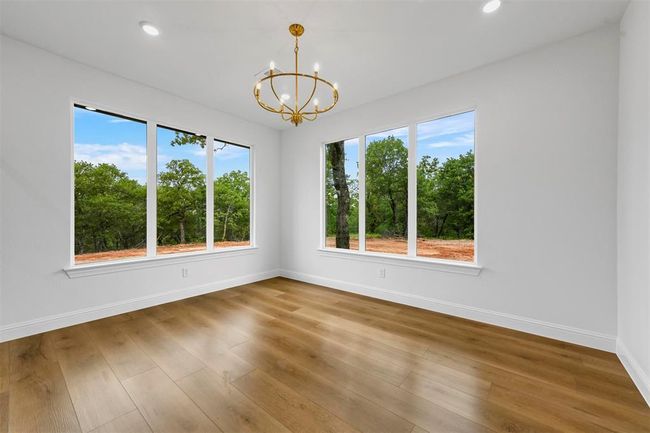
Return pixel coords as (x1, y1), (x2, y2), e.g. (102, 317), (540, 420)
(416, 151), (474, 239)
(417, 155), (440, 237)
(74, 161), (146, 254)
(214, 171), (250, 242)
(170, 132), (205, 148)
(157, 159), (205, 244)
(365, 136), (408, 237)
(434, 151), (474, 238)
(327, 141), (350, 248)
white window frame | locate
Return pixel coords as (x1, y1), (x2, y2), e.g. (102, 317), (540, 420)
(66, 100), (256, 278)
(320, 108), (481, 276)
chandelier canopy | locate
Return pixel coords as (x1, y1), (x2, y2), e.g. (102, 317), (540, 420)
(254, 24), (339, 127)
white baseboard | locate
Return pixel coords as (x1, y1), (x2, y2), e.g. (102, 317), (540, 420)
(279, 269), (617, 353)
(0, 269), (281, 342)
(2, 268), (618, 354)
(617, 339), (650, 407)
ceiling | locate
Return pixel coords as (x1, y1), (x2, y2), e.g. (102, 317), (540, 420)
(0, 1), (627, 130)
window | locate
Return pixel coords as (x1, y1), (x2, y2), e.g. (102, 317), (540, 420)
(214, 141), (251, 248)
(417, 111), (475, 261)
(72, 103), (255, 267)
(73, 105), (147, 264)
(324, 139), (359, 250)
(156, 126), (207, 255)
(322, 110), (475, 263)
(365, 127), (409, 255)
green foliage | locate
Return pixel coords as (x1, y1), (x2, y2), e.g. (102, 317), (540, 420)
(74, 161), (146, 254)
(417, 152), (474, 239)
(214, 170), (250, 242)
(157, 159), (206, 245)
(170, 131), (206, 148)
(365, 136), (408, 237)
(75, 155), (251, 255)
(325, 135), (474, 242)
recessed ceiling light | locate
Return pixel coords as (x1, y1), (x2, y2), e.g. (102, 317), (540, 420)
(482, 0), (501, 13)
(85, 106), (96, 111)
(139, 21), (160, 36)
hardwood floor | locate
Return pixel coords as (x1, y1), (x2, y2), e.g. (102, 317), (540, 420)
(2, 277), (649, 433)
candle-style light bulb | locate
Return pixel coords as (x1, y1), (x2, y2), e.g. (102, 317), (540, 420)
(269, 61), (275, 71)
(313, 98), (319, 106)
(333, 82), (339, 91)
(281, 93), (290, 102)
(255, 82), (262, 90)
(314, 63), (320, 73)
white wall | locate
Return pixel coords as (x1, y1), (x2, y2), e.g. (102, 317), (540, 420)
(0, 36), (281, 340)
(280, 26), (620, 351)
(617, 1), (650, 405)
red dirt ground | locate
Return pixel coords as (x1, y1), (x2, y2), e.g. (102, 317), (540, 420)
(326, 237), (474, 262)
(75, 241), (251, 264)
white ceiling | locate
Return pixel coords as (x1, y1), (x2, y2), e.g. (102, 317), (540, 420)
(0, 1), (627, 130)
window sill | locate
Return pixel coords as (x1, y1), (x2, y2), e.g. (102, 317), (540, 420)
(64, 246), (258, 279)
(317, 248), (482, 276)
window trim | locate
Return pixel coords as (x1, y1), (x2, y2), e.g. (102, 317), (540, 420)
(320, 106), (479, 271)
(69, 99), (256, 273)
(64, 246), (259, 278)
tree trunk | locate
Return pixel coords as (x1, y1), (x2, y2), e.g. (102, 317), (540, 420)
(388, 191), (397, 235)
(436, 214), (448, 237)
(222, 205), (232, 241)
(179, 220), (186, 244)
(328, 141), (350, 249)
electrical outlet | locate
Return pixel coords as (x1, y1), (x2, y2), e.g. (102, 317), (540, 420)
(182, 268), (189, 278)
(378, 268), (386, 278)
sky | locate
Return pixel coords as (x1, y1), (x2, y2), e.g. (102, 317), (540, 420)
(74, 107), (250, 184)
(338, 110), (475, 180)
(74, 107), (472, 185)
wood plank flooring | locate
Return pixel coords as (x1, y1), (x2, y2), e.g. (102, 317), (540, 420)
(2, 277), (649, 433)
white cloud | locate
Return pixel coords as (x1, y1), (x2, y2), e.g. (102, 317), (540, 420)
(417, 112), (474, 142)
(74, 142), (146, 170)
(367, 127), (409, 141)
(188, 148), (207, 157)
(427, 132), (474, 149)
(108, 118), (130, 124)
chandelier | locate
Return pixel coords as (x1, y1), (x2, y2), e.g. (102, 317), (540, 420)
(254, 23), (339, 127)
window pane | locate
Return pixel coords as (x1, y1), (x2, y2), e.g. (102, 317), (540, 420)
(325, 139), (359, 250)
(73, 106), (147, 264)
(365, 127), (408, 255)
(416, 111), (475, 261)
(214, 141), (251, 248)
(157, 126), (206, 255)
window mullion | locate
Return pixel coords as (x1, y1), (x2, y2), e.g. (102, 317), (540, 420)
(248, 145), (255, 247)
(359, 135), (366, 253)
(146, 121), (157, 257)
(320, 144), (326, 249)
(206, 137), (214, 251)
(408, 123), (417, 257)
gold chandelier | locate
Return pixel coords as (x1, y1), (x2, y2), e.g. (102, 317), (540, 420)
(254, 23), (339, 127)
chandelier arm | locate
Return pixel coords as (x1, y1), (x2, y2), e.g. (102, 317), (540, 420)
(254, 92), (285, 114)
(302, 90), (338, 115)
(269, 73), (294, 113)
(298, 75), (318, 113)
(258, 73), (337, 113)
